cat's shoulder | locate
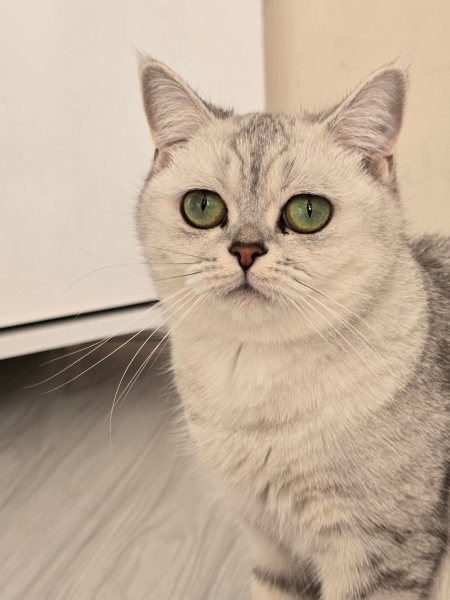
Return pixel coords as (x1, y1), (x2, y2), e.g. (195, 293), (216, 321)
(410, 234), (450, 269)
(410, 234), (450, 296)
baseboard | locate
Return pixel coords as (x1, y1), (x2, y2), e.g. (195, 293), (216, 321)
(0, 302), (165, 360)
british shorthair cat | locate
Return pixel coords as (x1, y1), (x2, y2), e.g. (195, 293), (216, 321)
(137, 56), (450, 599)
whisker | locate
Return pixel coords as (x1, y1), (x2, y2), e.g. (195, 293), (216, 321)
(40, 338), (112, 365)
(64, 311), (82, 340)
(37, 329), (157, 394)
(39, 302), (165, 367)
(145, 335), (171, 376)
(108, 286), (199, 425)
(198, 288), (216, 332)
(27, 286), (190, 386)
(108, 291), (211, 438)
(301, 288), (382, 356)
(295, 276), (401, 339)
(285, 283), (360, 356)
(110, 310), (200, 418)
(287, 280), (398, 382)
(42, 276), (204, 368)
(153, 270), (203, 283)
(290, 276), (383, 340)
(63, 262), (200, 294)
(281, 292), (341, 358)
(37, 287), (204, 395)
(283, 264), (401, 308)
(142, 244), (206, 260)
(286, 282), (392, 395)
(280, 248), (419, 269)
(287, 280), (356, 344)
(77, 246), (107, 261)
(63, 264), (148, 294)
(114, 291), (210, 409)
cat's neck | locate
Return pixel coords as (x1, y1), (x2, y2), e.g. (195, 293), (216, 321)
(169, 253), (428, 431)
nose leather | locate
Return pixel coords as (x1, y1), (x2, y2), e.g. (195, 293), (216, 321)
(230, 244), (266, 270)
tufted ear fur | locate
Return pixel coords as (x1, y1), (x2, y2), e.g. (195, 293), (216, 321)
(323, 63), (408, 179)
(139, 56), (214, 155)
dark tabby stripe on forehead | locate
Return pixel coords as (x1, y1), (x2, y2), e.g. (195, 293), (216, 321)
(229, 114), (291, 196)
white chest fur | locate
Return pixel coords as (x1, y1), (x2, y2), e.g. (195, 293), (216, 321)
(170, 329), (401, 553)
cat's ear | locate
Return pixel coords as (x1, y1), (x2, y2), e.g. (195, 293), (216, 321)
(139, 56), (214, 150)
(323, 61), (408, 178)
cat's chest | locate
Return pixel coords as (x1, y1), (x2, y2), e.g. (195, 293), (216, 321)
(173, 336), (327, 422)
(172, 335), (348, 485)
(172, 336), (355, 546)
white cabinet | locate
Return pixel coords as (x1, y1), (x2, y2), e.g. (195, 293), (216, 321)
(0, 0), (265, 358)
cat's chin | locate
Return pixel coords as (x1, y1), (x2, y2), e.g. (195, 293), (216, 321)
(219, 281), (282, 328)
(226, 281), (271, 305)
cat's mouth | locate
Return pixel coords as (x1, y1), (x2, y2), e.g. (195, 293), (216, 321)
(227, 280), (266, 299)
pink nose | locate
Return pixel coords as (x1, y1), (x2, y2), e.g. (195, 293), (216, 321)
(230, 244), (266, 270)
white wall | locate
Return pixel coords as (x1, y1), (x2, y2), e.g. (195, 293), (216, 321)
(263, 0), (450, 235)
(0, 0), (265, 330)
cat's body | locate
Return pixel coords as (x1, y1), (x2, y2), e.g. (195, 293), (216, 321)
(137, 58), (450, 598)
(170, 235), (450, 600)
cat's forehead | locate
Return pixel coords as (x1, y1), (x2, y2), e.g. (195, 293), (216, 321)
(226, 112), (298, 167)
(229, 112), (296, 146)
(211, 112), (323, 208)
(224, 114), (289, 197)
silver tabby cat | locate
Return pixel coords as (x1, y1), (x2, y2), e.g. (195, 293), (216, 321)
(137, 56), (450, 599)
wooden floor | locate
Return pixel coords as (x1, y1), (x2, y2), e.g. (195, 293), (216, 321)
(0, 337), (250, 600)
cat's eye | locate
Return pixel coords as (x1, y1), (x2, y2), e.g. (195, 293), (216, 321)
(181, 190), (227, 229)
(282, 194), (332, 234)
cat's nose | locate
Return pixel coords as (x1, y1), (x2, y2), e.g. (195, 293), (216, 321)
(229, 243), (267, 271)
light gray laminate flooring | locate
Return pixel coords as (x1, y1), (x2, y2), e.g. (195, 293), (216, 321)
(0, 337), (250, 600)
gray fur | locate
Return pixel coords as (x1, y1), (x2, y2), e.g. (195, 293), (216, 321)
(136, 57), (450, 599)
(253, 565), (321, 599)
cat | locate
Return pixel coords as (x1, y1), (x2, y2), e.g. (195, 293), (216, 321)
(136, 55), (450, 599)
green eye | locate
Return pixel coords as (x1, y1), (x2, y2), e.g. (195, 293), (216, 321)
(282, 194), (332, 233)
(181, 190), (227, 229)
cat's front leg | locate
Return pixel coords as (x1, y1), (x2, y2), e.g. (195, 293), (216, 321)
(317, 531), (438, 600)
(251, 579), (300, 600)
(248, 529), (319, 600)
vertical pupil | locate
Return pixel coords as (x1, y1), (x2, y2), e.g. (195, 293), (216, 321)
(201, 195), (208, 212)
(306, 198), (313, 218)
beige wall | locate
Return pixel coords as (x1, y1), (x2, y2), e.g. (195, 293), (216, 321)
(263, 0), (450, 235)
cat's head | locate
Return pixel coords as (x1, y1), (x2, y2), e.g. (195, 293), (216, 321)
(137, 57), (408, 344)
